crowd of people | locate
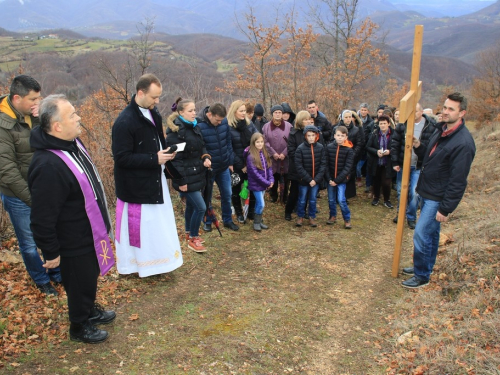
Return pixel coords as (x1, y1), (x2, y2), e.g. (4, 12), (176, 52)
(0, 74), (475, 344)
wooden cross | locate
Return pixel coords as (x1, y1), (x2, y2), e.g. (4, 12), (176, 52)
(391, 25), (424, 278)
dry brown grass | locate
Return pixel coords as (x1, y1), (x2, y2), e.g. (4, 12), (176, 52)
(377, 123), (500, 374)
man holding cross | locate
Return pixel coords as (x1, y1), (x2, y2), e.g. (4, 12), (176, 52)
(402, 92), (475, 288)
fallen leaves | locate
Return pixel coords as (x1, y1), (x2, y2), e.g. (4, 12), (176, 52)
(128, 314), (139, 321)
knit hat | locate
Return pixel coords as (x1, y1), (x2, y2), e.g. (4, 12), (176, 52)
(304, 125), (319, 134)
(341, 109), (352, 120)
(254, 103), (264, 116)
(270, 104), (284, 115)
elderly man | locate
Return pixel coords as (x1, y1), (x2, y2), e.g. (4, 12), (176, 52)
(29, 94), (115, 343)
(112, 74), (183, 277)
(402, 93), (475, 288)
(0, 75), (61, 295)
(391, 103), (436, 229)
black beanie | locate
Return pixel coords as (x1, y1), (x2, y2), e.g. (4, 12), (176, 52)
(254, 103), (264, 116)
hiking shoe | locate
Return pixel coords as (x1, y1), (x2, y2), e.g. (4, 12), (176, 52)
(296, 217), (303, 227)
(224, 222), (239, 231)
(326, 216), (336, 225)
(188, 237), (206, 253)
(371, 199), (379, 206)
(237, 215), (246, 224)
(309, 218), (317, 227)
(203, 223), (212, 232)
(285, 213), (292, 221)
(364, 187), (371, 193)
(384, 201), (394, 209)
(402, 267), (414, 275)
(401, 275), (429, 289)
(185, 233), (205, 243)
(344, 221), (352, 229)
(407, 220), (416, 229)
(37, 282), (58, 296)
(70, 321), (108, 344)
(393, 215), (398, 224)
(89, 303), (116, 325)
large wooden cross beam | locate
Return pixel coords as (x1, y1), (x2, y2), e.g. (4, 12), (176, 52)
(391, 25), (424, 278)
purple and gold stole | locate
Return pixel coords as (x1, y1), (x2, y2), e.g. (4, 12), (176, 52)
(48, 141), (115, 276)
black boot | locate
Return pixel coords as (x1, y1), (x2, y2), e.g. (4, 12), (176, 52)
(253, 214), (262, 231)
(70, 320), (108, 344)
(88, 303), (116, 325)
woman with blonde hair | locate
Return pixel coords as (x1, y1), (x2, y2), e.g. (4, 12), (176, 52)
(223, 100), (258, 223)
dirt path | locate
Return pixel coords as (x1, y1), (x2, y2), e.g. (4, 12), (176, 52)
(6, 193), (414, 375)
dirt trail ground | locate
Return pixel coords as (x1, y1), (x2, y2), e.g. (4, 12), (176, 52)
(4, 192), (414, 375)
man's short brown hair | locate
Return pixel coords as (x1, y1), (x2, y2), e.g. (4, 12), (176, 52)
(136, 74), (161, 93)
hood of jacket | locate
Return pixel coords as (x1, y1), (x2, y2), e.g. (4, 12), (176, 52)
(166, 112), (181, 132)
(0, 95), (25, 129)
(333, 139), (353, 148)
(30, 125), (78, 153)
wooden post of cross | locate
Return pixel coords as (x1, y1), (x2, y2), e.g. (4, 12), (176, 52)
(391, 25), (424, 278)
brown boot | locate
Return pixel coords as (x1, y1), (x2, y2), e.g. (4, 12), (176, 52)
(344, 221), (352, 229)
(326, 216), (336, 225)
(296, 217), (303, 227)
(309, 218), (317, 227)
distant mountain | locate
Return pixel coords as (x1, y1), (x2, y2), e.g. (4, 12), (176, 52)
(372, 0), (500, 64)
(1, 0), (498, 66)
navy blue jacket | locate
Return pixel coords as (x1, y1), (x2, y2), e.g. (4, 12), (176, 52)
(415, 120), (475, 216)
(197, 107), (234, 174)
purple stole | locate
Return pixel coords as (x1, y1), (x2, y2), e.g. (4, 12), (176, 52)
(48, 141), (115, 276)
(115, 200), (141, 248)
(115, 108), (159, 248)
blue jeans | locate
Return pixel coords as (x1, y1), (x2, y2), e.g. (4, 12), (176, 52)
(356, 160), (365, 179)
(413, 198), (441, 281)
(366, 173), (372, 188)
(205, 168), (233, 224)
(327, 184), (351, 221)
(252, 190), (265, 215)
(396, 167), (421, 221)
(183, 191), (206, 238)
(297, 184), (319, 219)
(1, 194), (61, 285)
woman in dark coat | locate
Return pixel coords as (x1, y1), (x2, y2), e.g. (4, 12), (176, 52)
(166, 98), (212, 253)
(225, 99), (258, 223)
(366, 115), (394, 208)
(285, 110), (311, 220)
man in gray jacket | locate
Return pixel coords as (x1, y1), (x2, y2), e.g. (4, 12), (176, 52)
(0, 75), (60, 295)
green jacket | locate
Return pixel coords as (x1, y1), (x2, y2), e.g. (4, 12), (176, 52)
(0, 94), (38, 206)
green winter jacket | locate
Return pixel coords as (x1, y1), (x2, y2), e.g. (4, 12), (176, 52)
(0, 94), (38, 206)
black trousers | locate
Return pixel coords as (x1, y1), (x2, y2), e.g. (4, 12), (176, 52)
(373, 165), (392, 202)
(269, 173), (289, 202)
(60, 251), (99, 324)
(231, 180), (255, 216)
